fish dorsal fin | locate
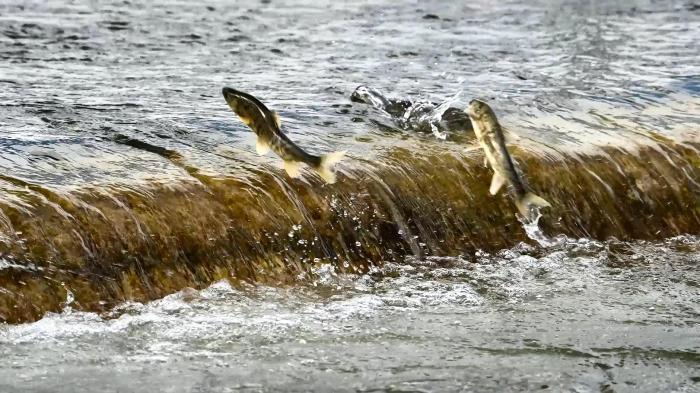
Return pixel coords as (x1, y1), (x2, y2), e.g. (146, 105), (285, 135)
(256, 137), (270, 155)
(271, 111), (281, 129)
(489, 172), (506, 195)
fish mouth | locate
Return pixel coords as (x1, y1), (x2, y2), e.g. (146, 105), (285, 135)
(466, 99), (486, 119)
(222, 87), (243, 104)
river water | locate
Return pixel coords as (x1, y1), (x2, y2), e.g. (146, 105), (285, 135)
(0, 0), (699, 391)
(1, 235), (699, 392)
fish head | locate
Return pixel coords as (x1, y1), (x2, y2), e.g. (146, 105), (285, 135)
(465, 99), (493, 121)
(350, 85), (391, 108)
(222, 87), (268, 127)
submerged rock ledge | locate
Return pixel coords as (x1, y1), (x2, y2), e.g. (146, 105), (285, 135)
(0, 141), (698, 323)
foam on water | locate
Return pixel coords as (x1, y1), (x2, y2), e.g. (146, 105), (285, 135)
(0, 0), (698, 390)
(1, 235), (698, 392)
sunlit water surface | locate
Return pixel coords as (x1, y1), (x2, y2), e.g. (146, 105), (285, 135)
(0, 0), (699, 391)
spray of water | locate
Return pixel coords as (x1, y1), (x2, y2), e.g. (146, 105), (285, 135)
(401, 90), (463, 140)
(518, 209), (559, 248)
(61, 283), (75, 314)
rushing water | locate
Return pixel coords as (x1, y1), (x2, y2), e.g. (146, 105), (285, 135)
(0, 0), (699, 391)
(1, 235), (699, 392)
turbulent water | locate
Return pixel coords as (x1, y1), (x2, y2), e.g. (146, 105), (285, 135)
(0, 0), (699, 391)
(1, 236), (699, 392)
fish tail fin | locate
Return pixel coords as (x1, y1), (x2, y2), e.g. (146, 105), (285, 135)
(314, 151), (346, 184)
(516, 192), (551, 217)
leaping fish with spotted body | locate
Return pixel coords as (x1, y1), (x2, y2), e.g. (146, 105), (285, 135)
(466, 99), (550, 218)
(222, 87), (345, 183)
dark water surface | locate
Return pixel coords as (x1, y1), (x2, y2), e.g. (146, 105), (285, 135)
(0, 0), (699, 391)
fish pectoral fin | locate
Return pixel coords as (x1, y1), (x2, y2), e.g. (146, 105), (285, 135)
(271, 111), (281, 129)
(283, 160), (302, 178)
(483, 157), (489, 168)
(255, 138), (271, 155)
(489, 173), (506, 195)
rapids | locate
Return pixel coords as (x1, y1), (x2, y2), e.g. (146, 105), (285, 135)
(0, 0), (698, 391)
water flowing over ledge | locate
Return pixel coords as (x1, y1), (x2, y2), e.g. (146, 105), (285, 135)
(0, 137), (697, 323)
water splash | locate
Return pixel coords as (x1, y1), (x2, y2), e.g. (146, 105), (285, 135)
(61, 283), (75, 314)
(1, 235), (697, 391)
(351, 85), (469, 139)
(311, 263), (338, 287)
(430, 90), (463, 124)
(350, 85), (392, 109)
(518, 209), (558, 248)
(401, 90), (463, 140)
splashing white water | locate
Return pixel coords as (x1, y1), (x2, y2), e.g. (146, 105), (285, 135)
(62, 284), (75, 314)
(402, 90), (463, 140)
(518, 209), (560, 248)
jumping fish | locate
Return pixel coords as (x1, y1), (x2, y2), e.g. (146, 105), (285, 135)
(465, 99), (550, 217)
(350, 85), (474, 134)
(222, 87), (345, 183)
